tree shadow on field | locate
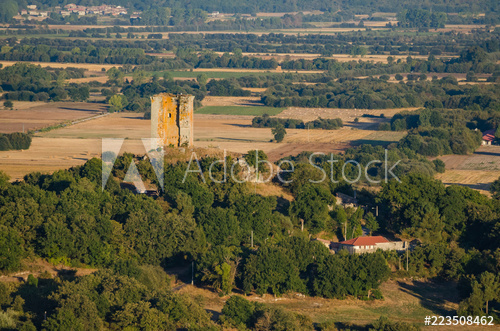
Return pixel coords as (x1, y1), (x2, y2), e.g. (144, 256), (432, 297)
(59, 107), (104, 112)
(472, 150), (500, 157)
(397, 280), (459, 316)
(206, 309), (222, 322)
(122, 115), (145, 120)
(226, 123), (252, 128)
(350, 139), (393, 147)
(441, 182), (491, 191)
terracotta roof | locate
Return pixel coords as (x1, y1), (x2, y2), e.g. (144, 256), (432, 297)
(340, 236), (389, 246)
(482, 129), (495, 142)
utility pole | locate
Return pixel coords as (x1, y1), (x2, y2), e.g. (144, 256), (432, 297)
(344, 220), (347, 240)
(251, 230), (253, 248)
(300, 219), (304, 232)
(191, 261), (194, 285)
(406, 247), (409, 271)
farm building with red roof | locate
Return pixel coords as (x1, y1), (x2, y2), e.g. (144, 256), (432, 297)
(482, 129), (495, 146)
(329, 236), (408, 254)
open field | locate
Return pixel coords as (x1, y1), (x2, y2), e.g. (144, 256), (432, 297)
(168, 70), (277, 79)
(435, 170), (500, 196)
(0, 102), (106, 133)
(167, 67), (323, 79)
(177, 279), (464, 329)
(201, 96), (263, 107)
(196, 106), (285, 116)
(0, 60), (125, 71)
(277, 106), (418, 123)
(435, 146), (500, 194)
(438, 146), (500, 171)
(0, 103), (404, 179)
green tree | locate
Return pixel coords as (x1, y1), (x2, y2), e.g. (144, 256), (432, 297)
(479, 272), (500, 315)
(132, 70), (147, 85)
(0, 0), (18, 23)
(243, 245), (305, 296)
(0, 225), (24, 271)
(490, 176), (500, 199)
(108, 95), (124, 112)
(244, 150), (269, 175)
(271, 123), (286, 143)
(106, 67), (124, 85)
(290, 184), (333, 234)
(365, 212), (379, 235)
(495, 127), (500, 140)
(0, 135), (12, 151)
(3, 100), (13, 109)
(196, 73), (208, 87)
(221, 296), (255, 326)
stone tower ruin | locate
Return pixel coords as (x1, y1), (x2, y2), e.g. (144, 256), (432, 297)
(150, 93), (194, 147)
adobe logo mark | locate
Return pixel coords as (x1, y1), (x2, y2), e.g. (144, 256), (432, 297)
(101, 138), (164, 192)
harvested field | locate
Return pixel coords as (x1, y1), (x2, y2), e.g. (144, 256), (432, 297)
(67, 76), (108, 84)
(438, 146), (500, 171)
(435, 170), (499, 195)
(186, 67), (322, 74)
(0, 60), (125, 71)
(0, 106), (406, 179)
(196, 106), (284, 116)
(0, 102), (106, 133)
(199, 96), (285, 115)
(208, 52), (455, 63)
(201, 96), (263, 107)
(434, 146), (500, 195)
(277, 107), (418, 123)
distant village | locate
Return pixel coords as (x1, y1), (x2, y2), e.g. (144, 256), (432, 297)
(19, 4), (140, 19)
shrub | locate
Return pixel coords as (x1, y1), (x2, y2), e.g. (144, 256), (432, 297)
(433, 159), (446, 173)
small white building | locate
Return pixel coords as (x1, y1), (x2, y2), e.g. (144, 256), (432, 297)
(482, 129), (495, 146)
(330, 236), (407, 254)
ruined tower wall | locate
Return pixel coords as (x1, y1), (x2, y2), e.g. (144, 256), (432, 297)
(178, 95), (195, 147)
(150, 93), (194, 147)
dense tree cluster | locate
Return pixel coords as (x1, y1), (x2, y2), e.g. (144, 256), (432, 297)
(252, 114), (343, 130)
(261, 77), (500, 110)
(0, 63), (89, 102)
(397, 9), (447, 29)
(0, 142), (498, 326)
(0, 132), (31, 151)
(375, 173), (500, 315)
(391, 108), (485, 156)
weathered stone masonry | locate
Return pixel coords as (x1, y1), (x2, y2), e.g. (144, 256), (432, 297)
(150, 93), (194, 147)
